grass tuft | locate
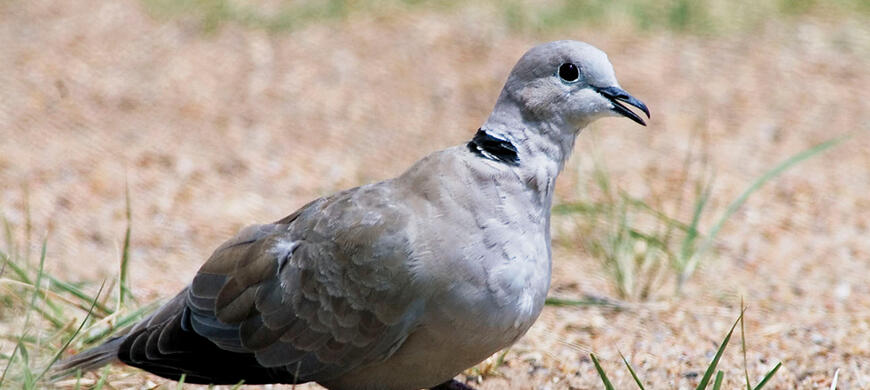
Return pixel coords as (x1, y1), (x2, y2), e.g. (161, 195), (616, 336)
(592, 306), (782, 389)
(0, 199), (151, 389)
(1, 239), (48, 389)
(557, 135), (846, 300)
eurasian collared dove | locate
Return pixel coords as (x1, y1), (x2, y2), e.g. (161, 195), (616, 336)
(55, 40), (649, 390)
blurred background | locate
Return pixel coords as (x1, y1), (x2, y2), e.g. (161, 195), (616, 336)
(1, 0), (868, 388)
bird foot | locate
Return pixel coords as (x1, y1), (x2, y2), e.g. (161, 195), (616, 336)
(430, 379), (477, 390)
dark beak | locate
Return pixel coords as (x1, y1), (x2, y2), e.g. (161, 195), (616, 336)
(594, 86), (650, 126)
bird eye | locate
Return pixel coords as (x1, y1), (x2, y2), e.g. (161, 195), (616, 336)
(558, 63), (580, 82)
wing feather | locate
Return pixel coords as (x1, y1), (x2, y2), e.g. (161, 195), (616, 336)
(121, 185), (424, 383)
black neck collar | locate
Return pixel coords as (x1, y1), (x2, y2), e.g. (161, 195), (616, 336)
(467, 128), (519, 166)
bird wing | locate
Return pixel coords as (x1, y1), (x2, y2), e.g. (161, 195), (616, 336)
(123, 184), (425, 384)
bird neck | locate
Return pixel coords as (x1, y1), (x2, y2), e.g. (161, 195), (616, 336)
(466, 101), (583, 211)
(477, 98), (581, 179)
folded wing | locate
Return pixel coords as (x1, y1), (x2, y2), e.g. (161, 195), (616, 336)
(118, 186), (424, 384)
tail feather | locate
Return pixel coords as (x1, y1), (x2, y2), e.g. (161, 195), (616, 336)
(51, 290), (190, 382)
(50, 336), (125, 380)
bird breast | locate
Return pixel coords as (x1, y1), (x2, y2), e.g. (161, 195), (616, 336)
(416, 195), (551, 346)
(419, 218), (552, 353)
(396, 147), (555, 349)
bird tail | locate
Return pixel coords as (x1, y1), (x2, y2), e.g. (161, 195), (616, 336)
(50, 336), (126, 380)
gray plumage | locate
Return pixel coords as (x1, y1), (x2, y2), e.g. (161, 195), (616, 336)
(54, 40), (649, 390)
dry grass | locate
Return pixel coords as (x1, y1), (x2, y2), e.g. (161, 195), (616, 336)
(1, 0), (869, 388)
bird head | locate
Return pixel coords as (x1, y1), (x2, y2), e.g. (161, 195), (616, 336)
(495, 40), (650, 131)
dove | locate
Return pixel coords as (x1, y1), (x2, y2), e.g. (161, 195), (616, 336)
(55, 40), (649, 390)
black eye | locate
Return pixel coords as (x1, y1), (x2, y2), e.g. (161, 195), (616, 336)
(558, 63), (580, 82)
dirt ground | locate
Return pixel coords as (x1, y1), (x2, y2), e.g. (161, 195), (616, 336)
(1, 0), (869, 388)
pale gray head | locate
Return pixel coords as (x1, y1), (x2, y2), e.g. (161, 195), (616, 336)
(490, 40), (649, 131)
(474, 40), (649, 169)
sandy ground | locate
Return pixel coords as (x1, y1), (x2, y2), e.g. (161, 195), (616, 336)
(1, 0), (869, 388)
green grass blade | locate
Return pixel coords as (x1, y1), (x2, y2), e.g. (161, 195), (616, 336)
(113, 300), (161, 327)
(683, 136), (847, 281)
(701, 136), (845, 250)
(741, 299), (752, 390)
(620, 352), (646, 389)
(712, 370), (724, 390)
(3, 218), (16, 267)
(696, 310), (744, 390)
(31, 242), (66, 327)
(47, 278), (113, 315)
(23, 185), (32, 265)
(552, 201), (607, 215)
(20, 342), (33, 388)
(0, 249), (7, 277)
(25, 242), (47, 353)
(545, 296), (623, 309)
(81, 300), (161, 344)
(119, 182), (135, 307)
(92, 367), (108, 390)
(627, 229), (669, 250)
(2, 249), (93, 323)
(680, 179), (712, 267)
(619, 192), (693, 233)
(495, 348), (509, 368)
(73, 369), (81, 390)
(590, 353), (615, 390)
(753, 362), (782, 390)
(2, 251), (32, 287)
(34, 281), (105, 384)
(593, 161), (613, 201)
(0, 336), (22, 386)
(176, 373), (187, 389)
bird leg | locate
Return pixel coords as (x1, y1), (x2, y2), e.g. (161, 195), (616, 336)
(430, 379), (477, 390)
